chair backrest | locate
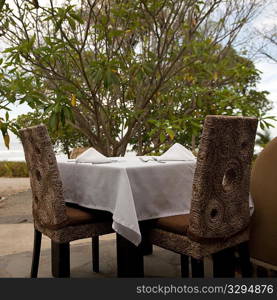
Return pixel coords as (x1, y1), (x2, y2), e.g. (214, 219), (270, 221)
(249, 138), (277, 267)
(188, 115), (258, 240)
(19, 124), (68, 229)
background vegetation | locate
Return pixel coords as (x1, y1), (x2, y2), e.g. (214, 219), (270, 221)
(0, 161), (28, 177)
(0, 0), (275, 156)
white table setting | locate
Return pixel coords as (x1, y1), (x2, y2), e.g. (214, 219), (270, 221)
(58, 143), (196, 245)
(58, 143), (254, 246)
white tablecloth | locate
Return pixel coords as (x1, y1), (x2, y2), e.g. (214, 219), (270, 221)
(58, 157), (254, 246)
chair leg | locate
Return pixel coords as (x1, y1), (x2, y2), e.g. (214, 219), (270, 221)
(51, 241), (70, 278)
(191, 257), (204, 277)
(256, 266), (268, 277)
(213, 247), (235, 277)
(92, 236), (99, 272)
(30, 228), (42, 278)
(268, 270), (277, 277)
(181, 255), (189, 277)
(237, 242), (252, 277)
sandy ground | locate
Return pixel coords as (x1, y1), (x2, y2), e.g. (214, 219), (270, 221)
(0, 177), (30, 198)
(0, 190), (33, 224)
(0, 177), (31, 212)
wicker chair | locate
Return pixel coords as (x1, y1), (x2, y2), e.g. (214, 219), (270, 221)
(147, 115), (258, 277)
(249, 137), (277, 276)
(19, 125), (114, 278)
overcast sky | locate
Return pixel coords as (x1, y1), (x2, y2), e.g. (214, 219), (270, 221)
(0, 0), (277, 152)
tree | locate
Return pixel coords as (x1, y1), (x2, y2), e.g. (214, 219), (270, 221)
(257, 25), (277, 63)
(0, 0), (273, 155)
(252, 0), (277, 64)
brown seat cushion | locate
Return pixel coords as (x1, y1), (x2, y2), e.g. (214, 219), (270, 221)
(66, 205), (112, 226)
(154, 214), (190, 235)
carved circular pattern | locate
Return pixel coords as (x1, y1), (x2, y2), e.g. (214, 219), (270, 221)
(222, 159), (243, 194)
(204, 200), (224, 232)
(35, 169), (41, 181)
(20, 125), (68, 228)
(188, 116), (256, 239)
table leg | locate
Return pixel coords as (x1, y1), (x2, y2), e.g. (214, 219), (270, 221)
(139, 221), (153, 255)
(116, 233), (144, 277)
(140, 241), (153, 256)
(139, 220), (154, 256)
(213, 247), (235, 277)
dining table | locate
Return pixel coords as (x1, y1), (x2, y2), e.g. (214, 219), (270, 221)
(58, 155), (254, 277)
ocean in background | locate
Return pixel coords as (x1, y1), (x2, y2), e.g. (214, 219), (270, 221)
(0, 150), (26, 161)
(0, 132), (135, 161)
(0, 133), (68, 162)
(0, 150), (68, 162)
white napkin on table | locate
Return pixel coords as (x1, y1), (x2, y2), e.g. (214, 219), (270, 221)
(75, 147), (111, 164)
(158, 143), (196, 161)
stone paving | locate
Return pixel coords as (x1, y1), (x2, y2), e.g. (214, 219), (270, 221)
(0, 189), (184, 278)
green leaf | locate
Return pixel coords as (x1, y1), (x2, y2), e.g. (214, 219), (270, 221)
(60, 109), (65, 126)
(0, 0), (5, 12)
(159, 132), (166, 143)
(103, 68), (117, 89)
(2, 46), (17, 53)
(55, 19), (63, 33)
(166, 128), (175, 140)
(69, 12), (84, 24)
(49, 113), (58, 129)
(3, 133), (9, 149)
(64, 106), (74, 122)
(68, 17), (76, 31)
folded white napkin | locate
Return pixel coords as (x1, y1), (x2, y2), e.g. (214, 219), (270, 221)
(158, 143), (196, 161)
(75, 147), (111, 164)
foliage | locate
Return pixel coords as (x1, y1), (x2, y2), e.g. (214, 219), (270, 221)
(13, 111), (90, 157)
(255, 129), (271, 149)
(0, 0), (274, 155)
(0, 161), (28, 177)
(0, 109), (11, 149)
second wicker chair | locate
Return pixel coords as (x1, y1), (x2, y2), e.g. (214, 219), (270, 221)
(147, 115), (258, 277)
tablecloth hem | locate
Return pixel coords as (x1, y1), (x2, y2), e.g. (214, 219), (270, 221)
(112, 221), (141, 246)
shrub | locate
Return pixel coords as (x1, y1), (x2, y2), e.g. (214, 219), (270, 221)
(0, 161), (29, 177)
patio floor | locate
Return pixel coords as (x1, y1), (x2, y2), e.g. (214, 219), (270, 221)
(0, 223), (190, 278)
(0, 190), (190, 278)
